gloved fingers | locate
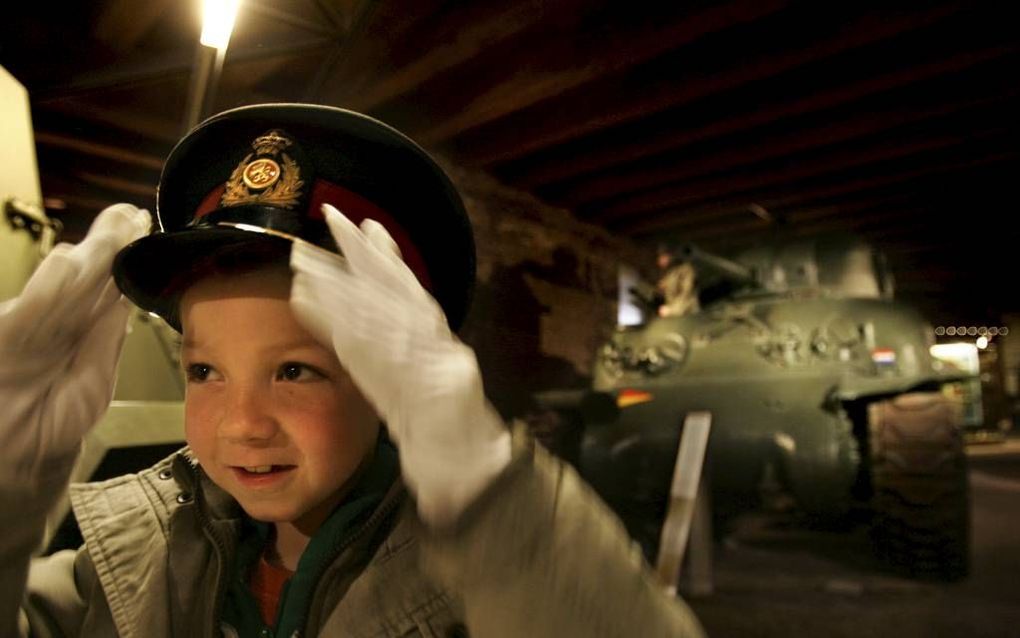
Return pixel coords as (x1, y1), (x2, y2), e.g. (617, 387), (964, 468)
(87, 276), (127, 324)
(66, 204), (151, 301)
(320, 207), (449, 328)
(75, 203), (152, 254)
(321, 205), (421, 297)
(289, 240), (395, 352)
(289, 237), (355, 341)
(0, 245), (107, 354)
(290, 272), (384, 413)
(2, 205), (149, 347)
(350, 214), (451, 337)
(288, 260), (342, 347)
(291, 253), (421, 398)
(70, 293), (134, 388)
(290, 256), (382, 346)
(40, 275), (124, 350)
(8, 242), (77, 311)
(291, 237), (451, 382)
(359, 218), (402, 260)
(0, 243), (77, 336)
(290, 232), (349, 280)
(49, 294), (135, 443)
(357, 217), (440, 311)
(292, 240), (427, 344)
(8, 267), (119, 352)
(304, 207), (434, 321)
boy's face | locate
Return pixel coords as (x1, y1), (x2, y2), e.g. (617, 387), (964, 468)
(179, 268), (380, 533)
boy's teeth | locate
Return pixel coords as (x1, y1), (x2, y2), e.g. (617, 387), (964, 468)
(245, 465), (273, 474)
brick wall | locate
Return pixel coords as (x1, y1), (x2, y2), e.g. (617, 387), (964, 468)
(439, 158), (647, 420)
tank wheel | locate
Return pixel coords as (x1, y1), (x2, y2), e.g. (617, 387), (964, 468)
(868, 392), (969, 580)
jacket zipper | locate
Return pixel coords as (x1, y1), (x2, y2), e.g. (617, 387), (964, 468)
(182, 456), (232, 638)
(295, 490), (405, 637)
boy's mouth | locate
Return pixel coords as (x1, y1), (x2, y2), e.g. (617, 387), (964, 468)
(231, 465), (297, 482)
(244, 465), (279, 474)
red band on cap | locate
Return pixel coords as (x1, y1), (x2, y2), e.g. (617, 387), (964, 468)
(194, 185), (226, 219)
(193, 180), (433, 292)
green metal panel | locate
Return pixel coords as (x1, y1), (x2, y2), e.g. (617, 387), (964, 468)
(0, 66), (45, 301)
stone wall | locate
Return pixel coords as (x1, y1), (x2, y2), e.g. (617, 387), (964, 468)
(439, 158), (647, 420)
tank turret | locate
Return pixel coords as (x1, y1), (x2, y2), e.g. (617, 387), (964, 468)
(672, 243), (758, 291)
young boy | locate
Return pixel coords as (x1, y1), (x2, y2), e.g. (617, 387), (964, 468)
(0, 104), (704, 637)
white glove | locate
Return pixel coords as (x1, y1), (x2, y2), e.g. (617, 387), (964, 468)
(290, 204), (511, 525)
(0, 203), (151, 482)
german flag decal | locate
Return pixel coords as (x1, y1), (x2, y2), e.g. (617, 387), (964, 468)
(617, 388), (654, 408)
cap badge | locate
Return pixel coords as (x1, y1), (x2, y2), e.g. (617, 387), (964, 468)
(242, 158), (280, 190)
(221, 130), (304, 208)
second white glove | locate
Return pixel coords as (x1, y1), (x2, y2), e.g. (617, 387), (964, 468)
(0, 203), (151, 482)
(290, 205), (511, 525)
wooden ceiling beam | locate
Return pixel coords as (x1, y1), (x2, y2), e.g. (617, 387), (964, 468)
(33, 37), (331, 102)
(318, 0), (579, 112)
(35, 100), (180, 143)
(245, 1), (338, 37)
(503, 44), (1016, 187)
(94, 0), (175, 53)
(548, 91), (1017, 208)
(45, 193), (121, 215)
(310, 0), (450, 106)
(615, 150), (1019, 234)
(406, 0), (789, 145)
(594, 128), (1009, 224)
(74, 172), (156, 199)
(34, 131), (164, 171)
(458, 6), (960, 166)
(314, 0), (358, 31)
(640, 192), (916, 244)
(664, 203), (932, 243)
(40, 170), (155, 205)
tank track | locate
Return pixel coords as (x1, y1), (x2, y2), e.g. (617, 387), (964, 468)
(868, 392), (970, 580)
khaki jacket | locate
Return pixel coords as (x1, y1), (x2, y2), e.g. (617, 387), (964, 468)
(4, 433), (705, 637)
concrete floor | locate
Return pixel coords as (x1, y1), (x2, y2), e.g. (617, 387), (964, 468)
(684, 438), (1020, 638)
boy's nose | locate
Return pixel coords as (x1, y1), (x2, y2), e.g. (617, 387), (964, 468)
(219, 384), (279, 444)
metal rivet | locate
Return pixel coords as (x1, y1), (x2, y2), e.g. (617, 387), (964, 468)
(176, 493), (192, 504)
(158, 469), (173, 480)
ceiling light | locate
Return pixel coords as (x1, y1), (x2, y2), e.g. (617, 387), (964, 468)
(200, 0), (242, 50)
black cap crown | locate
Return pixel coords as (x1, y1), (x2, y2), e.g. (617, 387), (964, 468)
(113, 104), (476, 331)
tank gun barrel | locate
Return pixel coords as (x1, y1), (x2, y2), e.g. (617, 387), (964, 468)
(674, 243), (758, 288)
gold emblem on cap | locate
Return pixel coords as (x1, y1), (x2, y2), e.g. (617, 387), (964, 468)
(242, 158), (281, 190)
(221, 130), (304, 208)
(252, 130), (292, 156)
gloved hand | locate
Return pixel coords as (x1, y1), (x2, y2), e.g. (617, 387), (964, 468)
(0, 203), (151, 482)
(290, 204), (512, 525)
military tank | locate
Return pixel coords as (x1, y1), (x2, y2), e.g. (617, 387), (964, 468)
(576, 234), (970, 581)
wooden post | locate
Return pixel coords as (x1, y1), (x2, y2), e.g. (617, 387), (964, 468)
(655, 411), (712, 596)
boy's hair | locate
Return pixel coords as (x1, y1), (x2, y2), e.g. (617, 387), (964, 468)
(163, 238), (291, 330)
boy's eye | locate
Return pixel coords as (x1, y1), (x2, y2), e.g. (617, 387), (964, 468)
(185, 363), (220, 383)
(276, 363), (324, 382)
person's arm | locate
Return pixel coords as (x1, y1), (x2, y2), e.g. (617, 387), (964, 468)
(421, 425), (705, 637)
(0, 204), (150, 637)
(289, 206), (705, 637)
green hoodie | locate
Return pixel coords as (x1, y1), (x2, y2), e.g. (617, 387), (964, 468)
(222, 437), (400, 637)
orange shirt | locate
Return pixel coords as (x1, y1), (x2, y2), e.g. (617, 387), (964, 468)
(250, 554), (294, 627)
